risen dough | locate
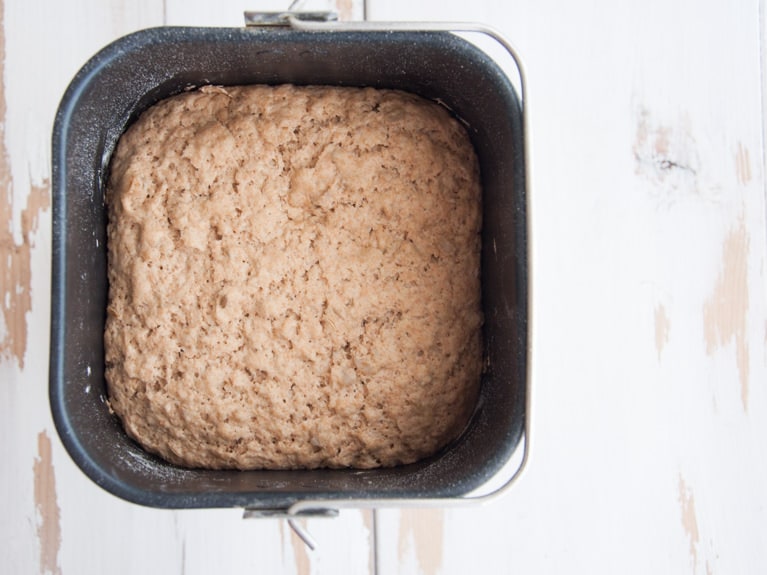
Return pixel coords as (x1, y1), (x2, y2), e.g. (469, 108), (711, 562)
(105, 84), (482, 469)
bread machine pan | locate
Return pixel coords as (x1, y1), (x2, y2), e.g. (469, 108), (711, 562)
(50, 17), (528, 511)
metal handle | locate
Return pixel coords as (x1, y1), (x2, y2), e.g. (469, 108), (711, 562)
(240, 7), (533, 535)
(243, 508), (339, 550)
(244, 10), (337, 26)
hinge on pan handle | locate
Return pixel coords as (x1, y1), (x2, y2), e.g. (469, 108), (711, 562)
(243, 507), (339, 550)
(244, 11), (338, 27)
(245, 0), (337, 27)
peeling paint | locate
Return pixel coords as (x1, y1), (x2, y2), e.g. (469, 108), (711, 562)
(633, 106), (701, 204)
(34, 431), (62, 575)
(288, 519), (311, 575)
(678, 475), (700, 571)
(398, 509), (444, 575)
(654, 303), (670, 361)
(0, 0), (50, 369)
(703, 217), (750, 411)
(334, 0), (354, 20)
(734, 142), (752, 186)
(652, 125), (671, 156)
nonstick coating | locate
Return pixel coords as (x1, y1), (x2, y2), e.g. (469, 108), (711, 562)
(50, 26), (527, 509)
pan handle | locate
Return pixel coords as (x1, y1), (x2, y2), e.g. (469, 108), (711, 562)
(241, 8), (534, 544)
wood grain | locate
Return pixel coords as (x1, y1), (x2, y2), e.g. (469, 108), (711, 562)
(372, 1), (767, 573)
(33, 431), (61, 575)
(703, 216), (750, 411)
(396, 509), (443, 575)
(0, 0), (49, 370)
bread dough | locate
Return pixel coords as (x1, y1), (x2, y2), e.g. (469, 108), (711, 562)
(105, 84), (482, 469)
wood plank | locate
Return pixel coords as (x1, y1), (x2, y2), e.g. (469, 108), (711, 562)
(369, 0), (767, 573)
(2, 0), (371, 573)
(0, 1), (176, 573)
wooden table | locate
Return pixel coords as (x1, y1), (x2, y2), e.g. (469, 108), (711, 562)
(3, 0), (766, 572)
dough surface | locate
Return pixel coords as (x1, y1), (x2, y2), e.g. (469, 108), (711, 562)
(105, 84), (482, 469)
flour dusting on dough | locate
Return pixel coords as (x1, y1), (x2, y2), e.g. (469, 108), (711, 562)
(0, 0), (50, 369)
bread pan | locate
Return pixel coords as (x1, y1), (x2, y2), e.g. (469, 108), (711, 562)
(50, 14), (529, 512)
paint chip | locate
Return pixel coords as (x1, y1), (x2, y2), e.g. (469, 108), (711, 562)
(735, 142), (752, 186)
(678, 475), (700, 570)
(34, 430), (62, 575)
(335, 0), (354, 20)
(397, 509), (444, 575)
(0, 0), (51, 369)
(703, 216), (750, 411)
(288, 519), (311, 575)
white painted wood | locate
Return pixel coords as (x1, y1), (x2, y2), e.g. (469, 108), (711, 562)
(1, 0), (373, 573)
(371, 0), (767, 573)
(1, 3), (170, 574)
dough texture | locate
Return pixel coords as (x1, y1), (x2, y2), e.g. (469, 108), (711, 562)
(105, 84), (482, 469)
